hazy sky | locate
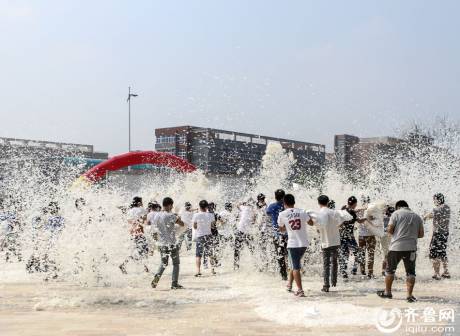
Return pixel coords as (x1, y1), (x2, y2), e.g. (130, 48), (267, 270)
(1, 0), (459, 155)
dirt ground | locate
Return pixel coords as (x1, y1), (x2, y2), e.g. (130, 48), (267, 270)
(1, 253), (459, 336)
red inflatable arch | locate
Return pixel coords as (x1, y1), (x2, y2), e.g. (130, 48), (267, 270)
(81, 151), (196, 183)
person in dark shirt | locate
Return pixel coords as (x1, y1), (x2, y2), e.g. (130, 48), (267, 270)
(266, 189), (288, 280)
(339, 196), (365, 279)
(424, 193), (451, 280)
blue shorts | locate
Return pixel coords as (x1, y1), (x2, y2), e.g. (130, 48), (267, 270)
(288, 247), (307, 270)
(196, 235), (212, 257)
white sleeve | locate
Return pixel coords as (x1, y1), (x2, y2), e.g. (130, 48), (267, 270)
(278, 212), (286, 227)
(152, 213), (160, 228)
(301, 210), (311, 223)
(336, 210), (353, 223)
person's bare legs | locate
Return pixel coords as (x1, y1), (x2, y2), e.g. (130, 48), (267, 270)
(442, 259), (450, 276)
(432, 259), (441, 276)
(293, 270), (302, 291)
(195, 257), (201, 275)
(287, 270), (294, 289)
(406, 276), (415, 297)
(385, 274), (394, 295)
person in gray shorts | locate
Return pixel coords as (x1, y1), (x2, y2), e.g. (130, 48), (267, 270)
(377, 200), (424, 303)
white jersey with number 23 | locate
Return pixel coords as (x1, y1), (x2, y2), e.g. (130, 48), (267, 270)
(278, 208), (310, 248)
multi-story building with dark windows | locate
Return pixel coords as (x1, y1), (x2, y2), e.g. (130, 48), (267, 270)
(155, 126), (326, 177)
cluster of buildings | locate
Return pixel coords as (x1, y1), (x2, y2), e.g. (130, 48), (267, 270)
(154, 126), (325, 177)
(0, 127), (436, 183)
(0, 137), (108, 184)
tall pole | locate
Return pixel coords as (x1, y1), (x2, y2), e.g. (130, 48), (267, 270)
(128, 86), (131, 152)
(127, 87), (138, 153)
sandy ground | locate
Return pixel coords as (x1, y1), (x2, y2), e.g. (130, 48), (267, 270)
(1, 250), (459, 336)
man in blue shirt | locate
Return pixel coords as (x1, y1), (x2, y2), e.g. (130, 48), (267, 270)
(266, 189), (288, 280)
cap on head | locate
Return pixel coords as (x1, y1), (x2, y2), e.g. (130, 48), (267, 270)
(257, 193), (265, 201)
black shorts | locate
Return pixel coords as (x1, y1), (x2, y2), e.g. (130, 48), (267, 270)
(134, 236), (149, 258)
(386, 250), (416, 277)
(429, 232), (448, 260)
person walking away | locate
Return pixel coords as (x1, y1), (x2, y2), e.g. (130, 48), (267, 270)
(424, 193), (451, 280)
(119, 197), (149, 274)
(339, 196), (364, 279)
(377, 200), (424, 303)
(234, 200), (256, 270)
(380, 205), (395, 276)
(278, 194), (312, 297)
(217, 202), (236, 254)
(151, 197), (185, 289)
(357, 197), (376, 278)
(192, 200), (216, 276)
(0, 198), (21, 262)
(26, 207), (48, 273)
(42, 202), (65, 280)
(207, 202), (221, 268)
(256, 193), (271, 271)
(266, 189), (288, 280)
(313, 195), (352, 292)
(178, 202), (194, 251)
(146, 201), (161, 254)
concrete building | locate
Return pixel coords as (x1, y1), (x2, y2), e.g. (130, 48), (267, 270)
(334, 133), (435, 176)
(0, 137), (108, 183)
(154, 126), (326, 177)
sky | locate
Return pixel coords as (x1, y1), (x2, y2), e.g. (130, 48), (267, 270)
(0, 0), (459, 155)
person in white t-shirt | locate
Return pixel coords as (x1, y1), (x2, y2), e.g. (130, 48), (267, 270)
(218, 202), (236, 241)
(278, 194), (312, 297)
(178, 202), (195, 251)
(216, 202), (236, 260)
(192, 200), (216, 276)
(150, 197), (185, 290)
(255, 194), (272, 271)
(146, 201), (161, 253)
(233, 200), (256, 270)
(119, 196), (148, 274)
(313, 195), (352, 292)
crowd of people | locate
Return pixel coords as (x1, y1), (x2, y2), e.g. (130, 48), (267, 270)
(0, 190), (452, 302)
